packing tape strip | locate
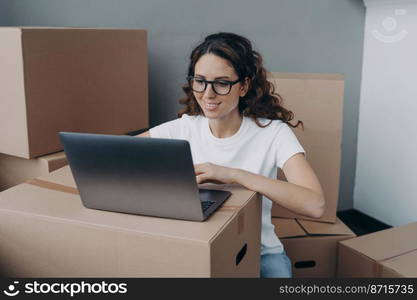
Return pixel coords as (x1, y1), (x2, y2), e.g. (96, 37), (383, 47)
(218, 205), (241, 212)
(26, 178), (79, 195)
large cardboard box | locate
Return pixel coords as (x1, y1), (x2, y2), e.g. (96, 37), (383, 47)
(0, 166), (262, 277)
(0, 27), (148, 159)
(273, 217), (355, 278)
(0, 151), (67, 191)
(337, 222), (417, 278)
(268, 73), (344, 223)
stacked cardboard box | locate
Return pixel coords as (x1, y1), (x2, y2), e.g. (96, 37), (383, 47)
(268, 73), (354, 277)
(0, 27), (149, 190)
(269, 73), (415, 278)
(273, 217), (355, 277)
(337, 222), (417, 278)
(0, 166), (262, 277)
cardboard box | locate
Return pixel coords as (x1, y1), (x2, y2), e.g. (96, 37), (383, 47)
(0, 166), (262, 277)
(268, 73), (344, 223)
(337, 222), (417, 278)
(0, 27), (148, 159)
(379, 251), (417, 278)
(0, 151), (67, 191)
(273, 217), (355, 278)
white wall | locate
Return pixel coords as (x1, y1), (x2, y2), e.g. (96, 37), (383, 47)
(355, 0), (417, 226)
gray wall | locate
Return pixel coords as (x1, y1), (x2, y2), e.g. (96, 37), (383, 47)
(0, 1), (11, 25)
(2, 0), (366, 212)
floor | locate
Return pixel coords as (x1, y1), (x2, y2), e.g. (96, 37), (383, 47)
(337, 209), (392, 236)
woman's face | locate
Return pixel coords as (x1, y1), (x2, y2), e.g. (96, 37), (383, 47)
(193, 53), (248, 120)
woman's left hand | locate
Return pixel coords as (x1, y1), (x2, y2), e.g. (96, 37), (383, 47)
(194, 163), (238, 184)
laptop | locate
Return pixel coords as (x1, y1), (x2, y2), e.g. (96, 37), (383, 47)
(59, 132), (231, 221)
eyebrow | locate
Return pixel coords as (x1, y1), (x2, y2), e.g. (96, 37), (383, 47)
(194, 74), (231, 80)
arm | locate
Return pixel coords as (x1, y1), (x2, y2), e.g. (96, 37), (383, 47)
(195, 153), (326, 219)
(234, 153), (325, 219)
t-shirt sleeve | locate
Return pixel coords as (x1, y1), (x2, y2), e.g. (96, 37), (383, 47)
(275, 124), (306, 169)
(149, 115), (188, 139)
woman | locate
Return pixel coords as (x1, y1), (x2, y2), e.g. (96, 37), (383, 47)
(138, 32), (325, 278)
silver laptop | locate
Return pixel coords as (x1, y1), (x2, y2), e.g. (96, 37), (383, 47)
(59, 132), (231, 221)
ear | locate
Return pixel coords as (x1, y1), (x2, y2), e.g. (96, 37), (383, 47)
(239, 77), (250, 97)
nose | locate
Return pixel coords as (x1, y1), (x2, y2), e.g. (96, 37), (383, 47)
(203, 82), (216, 98)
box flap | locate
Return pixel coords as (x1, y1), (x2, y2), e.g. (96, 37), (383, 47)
(271, 217), (306, 238)
(339, 222), (417, 261)
(38, 151), (68, 172)
(297, 217), (356, 236)
(380, 250), (417, 277)
(0, 152), (67, 191)
(38, 165), (75, 186)
(38, 151), (66, 163)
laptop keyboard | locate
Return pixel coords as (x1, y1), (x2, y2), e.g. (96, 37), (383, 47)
(201, 200), (215, 212)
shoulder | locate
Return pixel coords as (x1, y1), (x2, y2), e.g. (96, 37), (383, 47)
(180, 113), (201, 121)
(149, 114), (200, 139)
(180, 113), (205, 126)
(245, 117), (287, 133)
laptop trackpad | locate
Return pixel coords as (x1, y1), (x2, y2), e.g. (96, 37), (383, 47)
(199, 189), (231, 203)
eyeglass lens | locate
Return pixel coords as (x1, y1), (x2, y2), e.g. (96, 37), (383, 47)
(191, 78), (231, 95)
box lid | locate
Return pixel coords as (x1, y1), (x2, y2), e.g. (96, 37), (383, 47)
(0, 166), (256, 243)
(37, 151), (67, 171)
(272, 217), (355, 239)
(298, 218), (355, 236)
(339, 222), (417, 262)
(272, 218), (306, 238)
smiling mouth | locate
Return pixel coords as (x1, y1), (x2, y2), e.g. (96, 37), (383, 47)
(204, 102), (221, 109)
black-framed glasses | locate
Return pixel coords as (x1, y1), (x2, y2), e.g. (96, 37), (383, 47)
(187, 76), (240, 96)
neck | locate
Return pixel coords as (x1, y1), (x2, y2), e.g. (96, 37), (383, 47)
(208, 111), (243, 138)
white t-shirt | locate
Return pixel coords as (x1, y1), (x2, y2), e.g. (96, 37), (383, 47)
(149, 114), (305, 255)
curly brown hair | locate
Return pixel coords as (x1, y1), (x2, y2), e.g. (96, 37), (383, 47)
(178, 32), (303, 129)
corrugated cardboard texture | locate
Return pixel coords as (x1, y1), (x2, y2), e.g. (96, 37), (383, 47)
(0, 27), (149, 159)
(0, 151), (67, 191)
(337, 222), (417, 278)
(273, 217), (355, 278)
(298, 218), (355, 236)
(268, 72), (344, 223)
(0, 167), (261, 277)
